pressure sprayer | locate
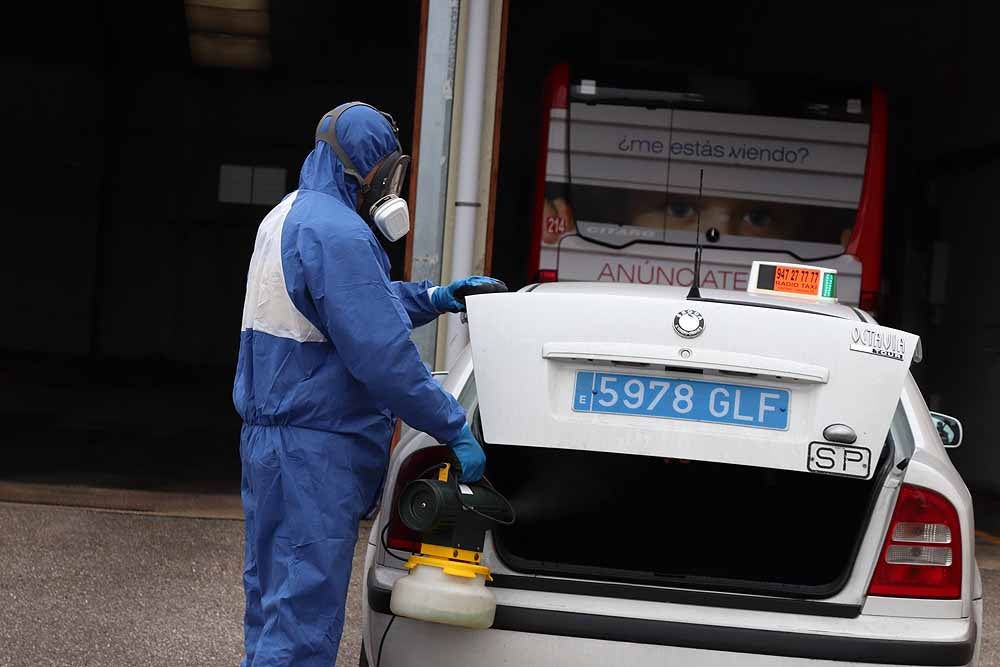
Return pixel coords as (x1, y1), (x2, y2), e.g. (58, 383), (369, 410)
(389, 463), (515, 629)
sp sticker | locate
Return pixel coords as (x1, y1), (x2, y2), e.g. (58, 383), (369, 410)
(808, 441), (872, 478)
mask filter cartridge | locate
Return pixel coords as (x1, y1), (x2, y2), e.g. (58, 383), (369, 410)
(370, 196), (410, 243)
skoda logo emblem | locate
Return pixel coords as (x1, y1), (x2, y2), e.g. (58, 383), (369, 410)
(673, 309), (705, 338)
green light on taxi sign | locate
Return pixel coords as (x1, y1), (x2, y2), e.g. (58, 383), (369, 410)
(822, 272), (837, 298)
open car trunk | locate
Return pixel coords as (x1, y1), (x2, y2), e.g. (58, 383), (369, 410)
(484, 433), (892, 597)
(466, 288), (921, 598)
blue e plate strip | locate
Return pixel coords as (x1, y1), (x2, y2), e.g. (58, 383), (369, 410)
(574, 371), (595, 411)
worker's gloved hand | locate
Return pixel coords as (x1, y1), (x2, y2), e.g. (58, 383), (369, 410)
(430, 276), (508, 313)
(446, 423), (486, 483)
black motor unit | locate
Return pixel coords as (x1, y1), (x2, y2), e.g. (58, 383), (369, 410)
(398, 475), (514, 553)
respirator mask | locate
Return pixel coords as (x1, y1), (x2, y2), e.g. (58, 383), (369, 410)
(315, 103), (412, 242)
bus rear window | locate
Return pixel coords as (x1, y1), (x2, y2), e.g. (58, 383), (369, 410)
(541, 101), (870, 253)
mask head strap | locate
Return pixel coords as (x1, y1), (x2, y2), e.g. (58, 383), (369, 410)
(315, 102), (400, 194)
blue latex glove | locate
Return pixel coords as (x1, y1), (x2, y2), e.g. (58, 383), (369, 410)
(430, 276), (508, 313)
(447, 423), (486, 483)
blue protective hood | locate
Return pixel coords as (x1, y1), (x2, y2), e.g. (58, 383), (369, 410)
(298, 104), (401, 208)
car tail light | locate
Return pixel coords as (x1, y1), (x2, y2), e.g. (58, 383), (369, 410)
(868, 484), (962, 599)
(538, 269), (558, 283)
(383, 445), (452, 554)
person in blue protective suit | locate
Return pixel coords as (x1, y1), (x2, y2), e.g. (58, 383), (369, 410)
(233, 101), (506, 667)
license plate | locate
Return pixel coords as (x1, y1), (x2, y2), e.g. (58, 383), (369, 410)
(572, 371), (790, 430)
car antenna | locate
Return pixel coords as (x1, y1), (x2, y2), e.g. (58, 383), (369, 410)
(686, 168), (705, 299)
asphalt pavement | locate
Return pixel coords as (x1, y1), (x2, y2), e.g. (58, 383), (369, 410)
(0, 501), (997, 666)
(0, 502), (368, 667)
(986, 569), (1000, 666)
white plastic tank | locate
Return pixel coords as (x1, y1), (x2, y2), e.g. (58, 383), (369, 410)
(390, 562), (496, 629)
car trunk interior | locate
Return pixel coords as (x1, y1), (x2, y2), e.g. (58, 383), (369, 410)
(484, 438), (891, 597)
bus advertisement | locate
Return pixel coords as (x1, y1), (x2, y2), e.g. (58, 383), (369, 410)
(529, 65), (887, 310)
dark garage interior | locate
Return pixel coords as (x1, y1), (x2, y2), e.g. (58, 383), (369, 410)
(2, 1), (420, 493)
(4, 0), (1000, 517)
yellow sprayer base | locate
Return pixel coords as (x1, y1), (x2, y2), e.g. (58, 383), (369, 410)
(404, 543), (492, 580)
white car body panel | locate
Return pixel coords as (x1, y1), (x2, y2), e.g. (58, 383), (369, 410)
(368, 617), (976, 667)
(368, 563), (971, 642)
(361, 282), (979, 667)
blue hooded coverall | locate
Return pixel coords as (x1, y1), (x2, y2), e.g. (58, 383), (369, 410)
(233, 106), (467, 666)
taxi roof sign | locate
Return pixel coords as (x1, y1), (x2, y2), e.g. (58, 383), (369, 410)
(747, 261), (838, 303)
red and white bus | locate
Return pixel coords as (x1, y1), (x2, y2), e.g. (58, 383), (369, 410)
(529, 64), (887, 310)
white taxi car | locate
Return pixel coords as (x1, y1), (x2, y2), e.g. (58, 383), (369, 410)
(361, 263), (981, 667)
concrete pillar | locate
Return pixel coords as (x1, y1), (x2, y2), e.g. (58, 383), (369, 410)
(434, 0), (505, 370)
(408, 0), (461, 364)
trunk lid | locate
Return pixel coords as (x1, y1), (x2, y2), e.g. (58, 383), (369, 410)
(467, 289), (919, 480)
